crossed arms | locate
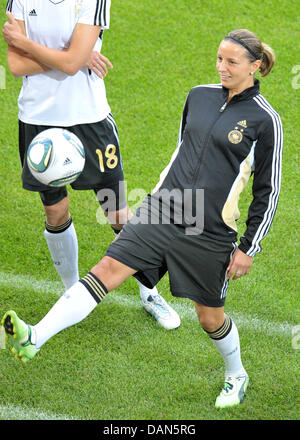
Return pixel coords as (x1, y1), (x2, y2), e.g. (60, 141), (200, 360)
(3, 12), (112, 78)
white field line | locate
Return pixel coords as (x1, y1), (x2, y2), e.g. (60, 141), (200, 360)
(0, 404), (76, 420)
(0, 326), (5, 349)
(0, 271), (294, 337)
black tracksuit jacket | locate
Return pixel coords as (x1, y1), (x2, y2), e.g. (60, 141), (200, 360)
(152, 80), (283, 257)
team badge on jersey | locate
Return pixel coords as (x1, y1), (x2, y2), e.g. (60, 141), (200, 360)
(228, 128), (243, 144)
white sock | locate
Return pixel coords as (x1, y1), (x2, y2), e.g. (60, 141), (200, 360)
(44, 219), (79, 290)
(136, 279), (159, 302)
(208, 316), (246, 376)
(33, 281), (98, 349)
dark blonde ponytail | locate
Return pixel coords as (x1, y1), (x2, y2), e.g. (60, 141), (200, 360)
(260, 42), (275, 77)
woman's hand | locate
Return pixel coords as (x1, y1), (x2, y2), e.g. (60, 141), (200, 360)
(86, 51), (113, 78)
(226, 248), (253, 280)
(2, 12), (24, 47)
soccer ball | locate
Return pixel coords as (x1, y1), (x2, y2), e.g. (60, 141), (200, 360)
(27, 128), (85, 187)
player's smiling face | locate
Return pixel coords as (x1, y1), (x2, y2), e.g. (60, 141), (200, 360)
(216, 40), (258, 94)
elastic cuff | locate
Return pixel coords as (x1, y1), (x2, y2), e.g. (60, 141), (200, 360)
(79, 272), (108, 304)
(45, 217), (72, 234)
(205, 315), (232, 340)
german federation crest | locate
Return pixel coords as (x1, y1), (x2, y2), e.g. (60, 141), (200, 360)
(228, 129), (243, 144)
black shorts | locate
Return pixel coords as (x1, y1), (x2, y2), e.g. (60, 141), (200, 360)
(19, 115), (126, 209)
(106, 209), (237, 307)
(35, 180), (128, 211)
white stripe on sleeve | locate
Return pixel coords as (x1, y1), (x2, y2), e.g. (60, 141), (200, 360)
(247, 95), (283, 256)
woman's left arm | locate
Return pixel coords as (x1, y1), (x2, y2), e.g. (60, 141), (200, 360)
(239, 113), (283, 259)
(226, 248), (253, 280)
(86, 51), (113, 78)
(3, 12), (101, 76)
(228, 114), (283, 281)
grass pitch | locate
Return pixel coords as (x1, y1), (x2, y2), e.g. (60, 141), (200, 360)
(0, 0), (299, 421)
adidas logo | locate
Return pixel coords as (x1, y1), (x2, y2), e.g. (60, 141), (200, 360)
(63, 157), (72, 165)
(29, 9), (37, 16)
(237, 120), (247, 128)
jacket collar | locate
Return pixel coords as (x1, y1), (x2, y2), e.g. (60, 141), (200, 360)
(222, 78), (260, 102)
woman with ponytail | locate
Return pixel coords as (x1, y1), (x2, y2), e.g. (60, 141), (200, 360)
(2, 29), (283, 409)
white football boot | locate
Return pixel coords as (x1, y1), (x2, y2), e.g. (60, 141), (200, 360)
(215, 372), (249, 408)
(142, 294), (181, 330)
(137, 282), (181, 330)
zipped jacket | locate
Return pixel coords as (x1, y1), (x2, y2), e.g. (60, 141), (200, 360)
(152, 80), (283, 256)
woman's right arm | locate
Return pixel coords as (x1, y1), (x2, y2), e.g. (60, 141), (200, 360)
(6, 19), (50, 78)
(3, 13), (101, 77)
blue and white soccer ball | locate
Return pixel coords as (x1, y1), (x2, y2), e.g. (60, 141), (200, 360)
(27, 128), (85, 187)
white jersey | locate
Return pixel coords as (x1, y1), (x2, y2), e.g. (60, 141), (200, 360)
(6, 0), (111, 126)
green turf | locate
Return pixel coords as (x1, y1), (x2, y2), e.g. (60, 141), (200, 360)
(0, 0), (299, 421)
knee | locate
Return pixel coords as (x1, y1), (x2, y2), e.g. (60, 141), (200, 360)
(90, 256), (134, 292)
(194, 303), (224, 333)
(198, 315), (220, 333)
(90, 256), (122, 288)
(91, 256), (114, 277)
